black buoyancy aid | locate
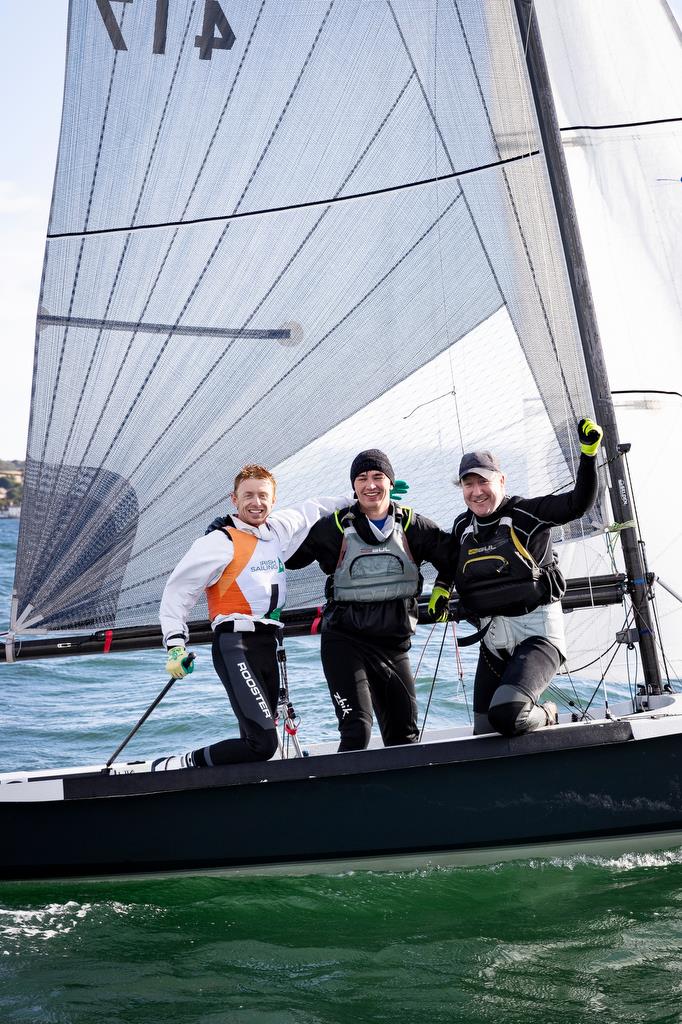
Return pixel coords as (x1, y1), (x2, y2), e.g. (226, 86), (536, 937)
(331, 507), (421, 603)
(454, 504), (565, 617)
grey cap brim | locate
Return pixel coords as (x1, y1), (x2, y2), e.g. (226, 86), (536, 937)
(455, 467), (499, 486)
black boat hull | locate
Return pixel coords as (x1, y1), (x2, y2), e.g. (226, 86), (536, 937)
(3, 720), (682, 882)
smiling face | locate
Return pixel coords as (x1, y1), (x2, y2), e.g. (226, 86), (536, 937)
(231, 477), (275, 527)
(354, 470), (391, 519)
(460, 471), (506, 517)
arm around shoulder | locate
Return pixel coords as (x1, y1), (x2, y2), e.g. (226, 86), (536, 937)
(271, 493), (352, 560)
(284, 513), (344, 573)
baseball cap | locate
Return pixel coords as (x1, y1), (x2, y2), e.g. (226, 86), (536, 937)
(456, 451), (502, 485)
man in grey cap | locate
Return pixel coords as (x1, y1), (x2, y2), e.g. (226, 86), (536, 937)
(286, 449), (451, 751)
(429, 418), (603, 736)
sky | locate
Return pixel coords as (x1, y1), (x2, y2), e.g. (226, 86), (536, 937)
(1, 1), (69, 460)
(1, 1), (681, 461)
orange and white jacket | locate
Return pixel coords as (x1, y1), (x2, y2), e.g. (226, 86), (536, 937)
(160, 495), (348, 648)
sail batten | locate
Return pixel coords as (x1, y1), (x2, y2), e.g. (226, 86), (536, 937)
(45, 151), (546, 239)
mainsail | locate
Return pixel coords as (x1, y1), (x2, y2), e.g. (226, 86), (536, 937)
(9, 1), (624, 650)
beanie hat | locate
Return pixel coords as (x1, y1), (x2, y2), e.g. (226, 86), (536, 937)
(349, 449), (395, 486)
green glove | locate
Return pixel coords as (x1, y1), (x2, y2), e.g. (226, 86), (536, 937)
(428, 585), (451, 622)
(578, 417), (604, 456)
(390, 479), (409, 499)
(165, 646), (195, 679)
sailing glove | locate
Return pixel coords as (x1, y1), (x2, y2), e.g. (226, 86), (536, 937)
(166, 646), (195, 679)
(427, 585), (451, 622)
(390, 479), (409, 500)
(578, 417), (604, 456)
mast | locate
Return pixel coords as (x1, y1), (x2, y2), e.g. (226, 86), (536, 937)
(513, 0), (662, 693)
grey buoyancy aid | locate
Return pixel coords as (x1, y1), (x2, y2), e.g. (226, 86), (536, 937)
(455, 506), (565, 617)
(331, 507), (421, 603)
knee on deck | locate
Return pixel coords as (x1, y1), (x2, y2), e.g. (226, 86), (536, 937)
(246, 728), (279, 760)
(487, 698), (534, 737)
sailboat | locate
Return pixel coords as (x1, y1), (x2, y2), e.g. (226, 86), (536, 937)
(1, 0), (681, 882)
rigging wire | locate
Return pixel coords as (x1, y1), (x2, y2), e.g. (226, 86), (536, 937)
(563, 637), (619, 676)
(416, 614), (474, 738)
(413, 621), (440, 681)
(563, 642), (624, 721)
(419, 623), (450, 740)
(451, 621), (472, 724)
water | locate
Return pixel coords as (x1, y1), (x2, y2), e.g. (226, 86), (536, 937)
(2, 519), (682, 1024)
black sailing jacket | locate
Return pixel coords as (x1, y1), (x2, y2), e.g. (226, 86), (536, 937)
(285, 503), (452, 649)
(438, 453), (599, 604)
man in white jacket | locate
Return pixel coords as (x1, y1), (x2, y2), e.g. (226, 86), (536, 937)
(157, 464), (348, 770)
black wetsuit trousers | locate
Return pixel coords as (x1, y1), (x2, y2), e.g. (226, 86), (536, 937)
(472, 636), (562, 737)
(321, 630), (419, 752)
(191, 627), (281, 767)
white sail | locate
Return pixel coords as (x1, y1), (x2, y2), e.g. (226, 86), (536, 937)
(536, 0), (682, 681)
(12, 0), (604, 636)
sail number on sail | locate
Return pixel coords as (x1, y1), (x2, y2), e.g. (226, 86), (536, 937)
(96, 0), (235, 60)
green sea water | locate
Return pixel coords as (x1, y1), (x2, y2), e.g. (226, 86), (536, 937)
(2, 519), (682, 1024)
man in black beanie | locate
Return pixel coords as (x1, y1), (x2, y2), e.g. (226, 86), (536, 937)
(286, 450), (451, 751)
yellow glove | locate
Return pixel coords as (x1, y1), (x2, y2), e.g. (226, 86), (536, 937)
(427, 585), (451, 622)
(165, 646), (195, 679)
(578, 417), (603, 456)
